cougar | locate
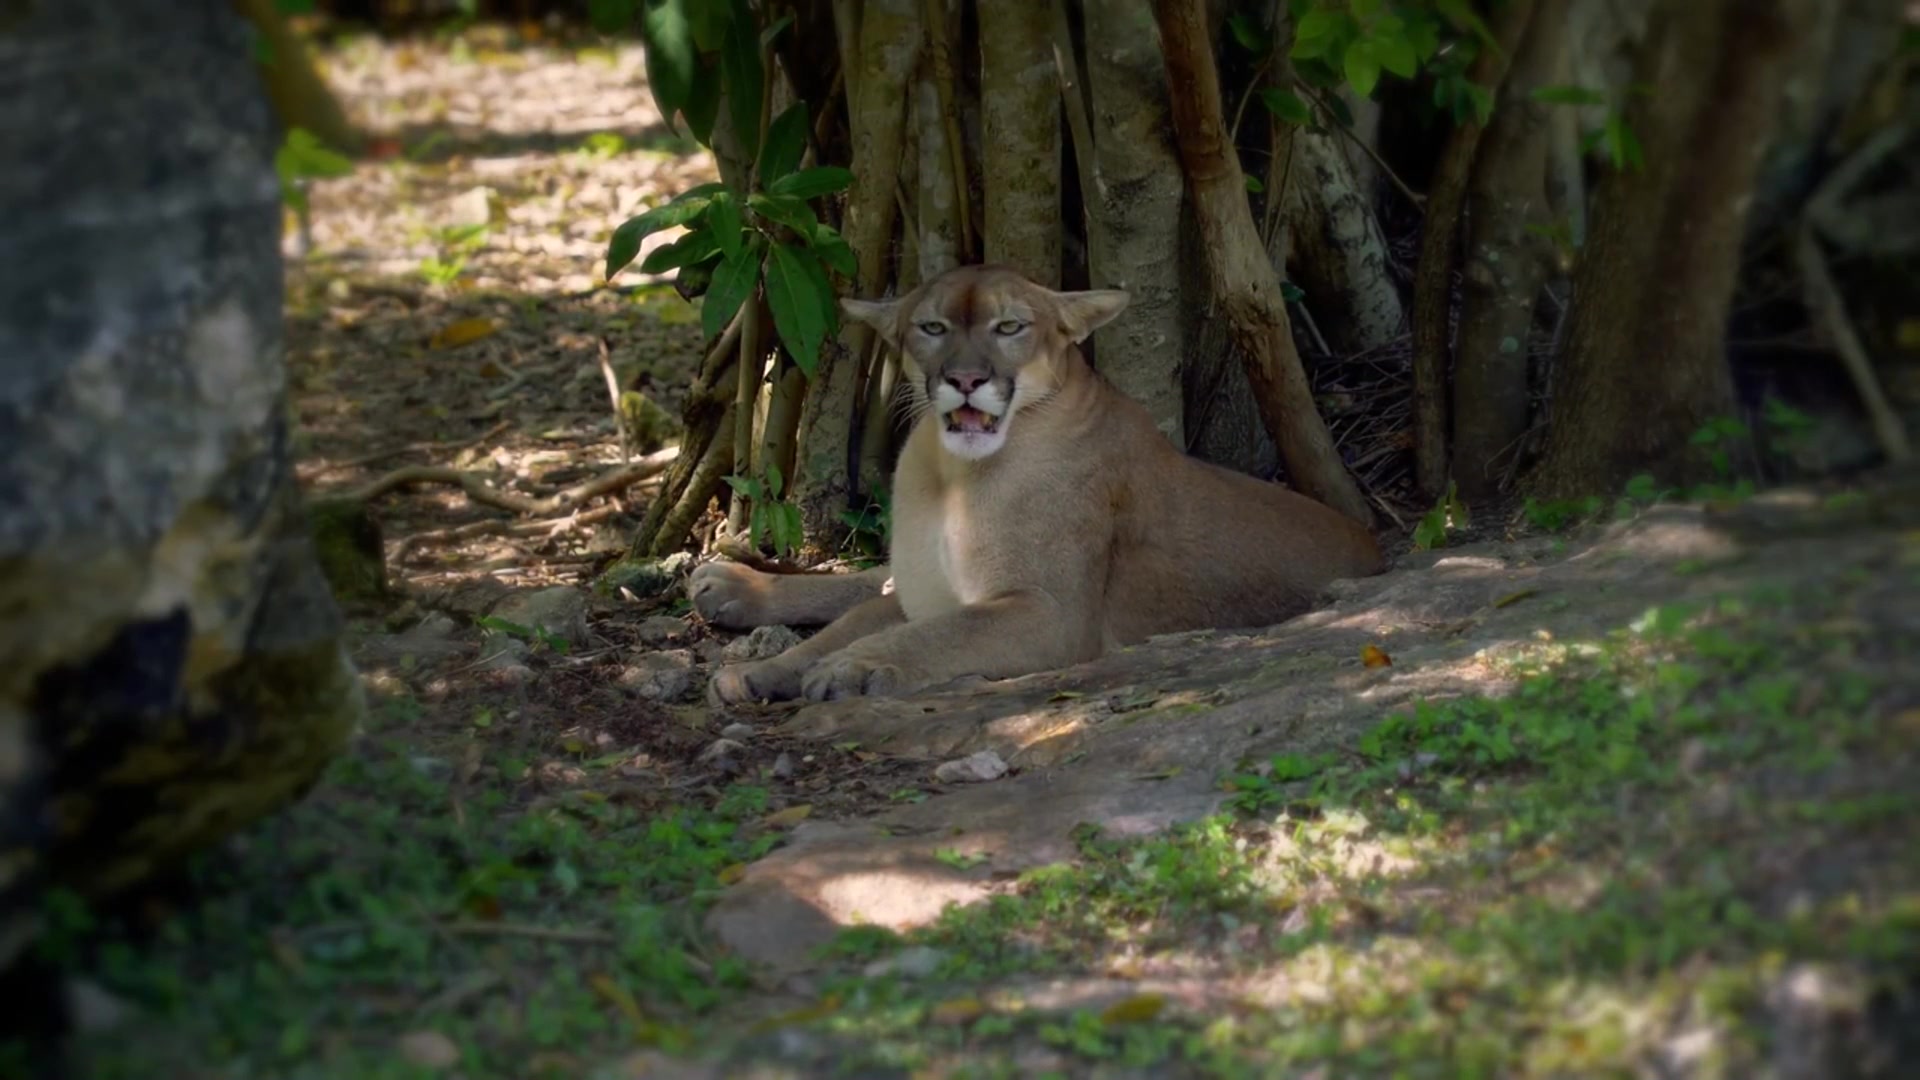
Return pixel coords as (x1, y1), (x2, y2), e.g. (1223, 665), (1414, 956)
(691, 263), (1386, 705)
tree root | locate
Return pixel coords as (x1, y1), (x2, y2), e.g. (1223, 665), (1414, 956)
(393, 503), (631, 560)
(346, 447), (679, 516)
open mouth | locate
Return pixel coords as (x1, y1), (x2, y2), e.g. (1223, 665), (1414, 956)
(944, 405), (1001, 435)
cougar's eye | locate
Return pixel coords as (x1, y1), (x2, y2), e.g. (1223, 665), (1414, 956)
(917, 320), (948, 336)
(992, 319), (1027, 336)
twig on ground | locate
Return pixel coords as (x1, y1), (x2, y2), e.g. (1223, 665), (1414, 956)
(394, 502), (632, 559)
(313, 419), (512, 474)
(347, 445), (679, 515)
(598, 337), (631, 464)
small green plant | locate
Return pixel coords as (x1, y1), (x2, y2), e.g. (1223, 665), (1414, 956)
(418, 222), (489, 286)
(1530, 83), (1647, 171)
(579, 131), (629, 159)
(724, 461), (805, 557)
(837, 483), (893, 564)
(274, 126), (354, 213)
(474, 613), (570, 654)
(1413, 480), (1469, 550)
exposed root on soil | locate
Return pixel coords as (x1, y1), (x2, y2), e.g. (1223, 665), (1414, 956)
(346, 447), (679, 516)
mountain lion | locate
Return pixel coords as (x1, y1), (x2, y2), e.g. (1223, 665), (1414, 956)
(691, 263), (1386, 705)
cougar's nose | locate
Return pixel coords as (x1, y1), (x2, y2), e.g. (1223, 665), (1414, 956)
(944, 371), (990, 395)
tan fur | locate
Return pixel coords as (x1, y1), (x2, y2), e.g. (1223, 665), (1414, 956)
(691, 263), (1386, 705)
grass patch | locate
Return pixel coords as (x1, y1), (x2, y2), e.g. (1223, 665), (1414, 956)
(9, 691), (784, 1079)
(748, 578), (1919, 1077)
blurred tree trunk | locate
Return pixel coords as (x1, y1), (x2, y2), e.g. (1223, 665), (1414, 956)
(1529, 0), (1822, 498)
(1450, 0), (1569, 502)
(978, 4), (1061, 285)
(233, 0), (364, 153)
(1282, 131), (1404, 356)
(1082, 0), (1187, 443)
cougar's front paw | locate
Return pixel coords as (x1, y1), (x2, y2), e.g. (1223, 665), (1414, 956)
(687, 560), (771, 629)
(707, 660), (803, 707)
(800, 654), (925, 702)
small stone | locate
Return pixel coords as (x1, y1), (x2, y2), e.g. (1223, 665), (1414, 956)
(723, 624), (802, 663)
(479, 637), (533, 683)
(635, 615), (688, 645)
(410, 756), (452, 780)
(404, 613), (461, 642)
(397, 1030), (462, 1069)
(64, 978), (129, 1033)
(720, 722), (756, 740)
(770, 751), (794, 779)
(618, 649), (695, 701)
(701, 738), (746, 762)
(862, 945), (947, 980)
(488, 586), (590, 648)
(934, 749), (1009, 784)
(444, 184), (499, 228)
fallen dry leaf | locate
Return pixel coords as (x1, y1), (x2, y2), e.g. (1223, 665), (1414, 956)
(930, 996), (987, 1025)
(1361, 644), (1393, 668)
(761, 803), (814, 829)
(1100, 992), (1167, 1025)
(429, 316), (498, 350)
(396, 1030), (461, 1070)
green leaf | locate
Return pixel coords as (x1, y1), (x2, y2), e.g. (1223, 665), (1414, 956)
(688, 0), (729, 50)
(706, 190), (744, 262)
(1375, 33), (1417, 78)
(640, 0), (698, 123)
(1245, 173), (1265, 193)
(1531, 84), (1609, 106)
(765, 460), (784, 499)
(1227, 13), (1268, 52)
(640, 227), (721, 274)
(683, 60), (721, 145)
(605, 192), (719, 279)
(1344, 40), (1381, 98)
(1436, 0), (1497, 50)
(1352, 0), (1381, 20)
(757, 102), (809, 184)
(763, 242), (831, 376)
(702, 238), (762, 340)
(760, 12), (795, 47)
(588, 0), (636, 33)
(748, 192), (818, 235)
(794, 242), (840, 334)
(806, 224), (857, 278)
(1604, 113), (1644, 170)
(768, 166), (854, 200)
(1258, 87), (1313, 126)
(720, 3), (764, 162)
(1294, 9), (1343, 42)
(276, 128), (355, 182)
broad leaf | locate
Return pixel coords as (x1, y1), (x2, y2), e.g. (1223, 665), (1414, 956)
(1258, 88), (1313, 126)
(1375, 33), (1417, 79)
(806, 224), (857, 278)
(720, 4), (763, 162)
(794, 243), (839, 335)
(688, 0), (730, 50)
(748, 192), (818, 235)
(706, 190), (744, 262)
(1226, 13), (1268, 52)
(639, 227), (720, 274)
(684, 60), (721, 145)
(757, 102), (809, 184)
(605, 189), (721, 279)
(702, 238), (762, 340)
(1344, 40), (1381, 98)
(763, 242), (831, 376)
(768, 166), (854, 200)
(641, 0), (697, 124)
(1294, 9), (1343, 42)
(1437, 0), (1498, 50)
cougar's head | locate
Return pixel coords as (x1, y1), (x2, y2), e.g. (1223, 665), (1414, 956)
(841, 264), (1129, 460)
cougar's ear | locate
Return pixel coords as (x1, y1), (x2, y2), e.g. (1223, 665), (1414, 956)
(839, 296), (904, 345)
(1053, 289), (1130, 344)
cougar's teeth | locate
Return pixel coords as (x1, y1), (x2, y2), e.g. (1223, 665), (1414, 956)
(946, 405), (998, 434)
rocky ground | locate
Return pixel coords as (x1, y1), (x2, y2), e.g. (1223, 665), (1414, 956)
(14, 23), (1918, 1080)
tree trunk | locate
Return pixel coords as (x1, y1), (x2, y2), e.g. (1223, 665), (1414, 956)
(232, 0), (364, 154)
(1450, 0), (1569, 502)
(1528, 0), (1822, 498)
(1, 0), (361, 975)
(1149, 0), (1372, 526)
(978, 3), (1061, 286)
(1282, 130), (1405, 355)
(1408, 0), (1537, 500)
(1081, 0), (1187, 443)
(791, 0), (918, 544)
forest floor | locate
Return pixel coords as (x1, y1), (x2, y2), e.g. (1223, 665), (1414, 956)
(22, 23), (1920, 1080)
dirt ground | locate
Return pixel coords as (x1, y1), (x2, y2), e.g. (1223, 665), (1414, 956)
(17, 25), (1919, 1080)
